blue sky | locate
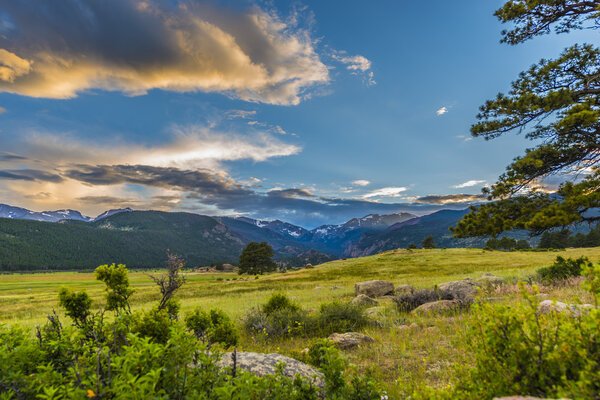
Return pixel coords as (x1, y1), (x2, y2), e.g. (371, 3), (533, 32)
(0, 0), (596, 228)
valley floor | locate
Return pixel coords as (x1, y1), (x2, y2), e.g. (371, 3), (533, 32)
(2, 247), (599, 397)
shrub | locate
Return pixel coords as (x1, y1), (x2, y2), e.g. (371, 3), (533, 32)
(537, 255), (590, 283)
(393, 288), (455, 313)
(185, 308), (238, 348)
(315, 301), (369, 335)
(263, 292), (300, 315)
(244, 294), (369, 339)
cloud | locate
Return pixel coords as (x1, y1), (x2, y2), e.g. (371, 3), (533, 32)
(268, 188), (315, 198)
(0, 106), (6, 114)
(0, 152), (28, 161)
(352, 179), (370, 187)
(227, 110), (256, 119)
(336, 55), (371, 72)
(362, 187), (408, 198)
(436, 107), (448, 116)
(451, 180), (486, 189)
(0, 1), (333, 105)
(332, 53), (375, 85)
(21, 125), (300, 170)
(0, 168), (63, 182)
(415, 194), (487, 205)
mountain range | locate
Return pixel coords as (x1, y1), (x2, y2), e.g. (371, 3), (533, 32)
(0, 203), (530, 271)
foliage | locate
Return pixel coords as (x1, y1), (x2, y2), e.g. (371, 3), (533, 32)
(96, 263), (134, 314)
(453, 2), (600, 238)
(0, 263), (385, 399)
(57, 287), (92, 328)
(538, 224), (600, 249)
(537, 255), (590, 283)
(485, 236), (531, 251)
(427, 266), (600, 400)
(316, 301), (370, 334)
(263, 292), (301, 315)
(393, 288), (456, 313)
(422, 236), (436, 249)
(244, 294), (369, 339)
(185, 308), (239, 348)
(238, 241), (277, 275)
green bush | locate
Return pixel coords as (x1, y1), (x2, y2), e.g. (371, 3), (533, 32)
(244, 294), (369, 339)
(263, 292), (300, 315)
(316, 301), (369, 335)
(422, 264), (600, 399)
(537, 255), (590, 283)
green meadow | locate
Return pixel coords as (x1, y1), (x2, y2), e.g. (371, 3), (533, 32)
(2, 247), (600, 397)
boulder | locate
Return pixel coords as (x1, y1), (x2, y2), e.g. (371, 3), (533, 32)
(412, 300), (461, 315)
(476, 273), (504, 287)
(538, 300), (594, 317)
(328, 332), (375, 349)
(220, 263), (236, 272)
(493, 397), (570, 400)
(218, 352), (324, 387)
(351, 294), (379, 307)
(354, 280), (394, 298)
(395, 284), (414, 295)
(438, 279), (480, 299)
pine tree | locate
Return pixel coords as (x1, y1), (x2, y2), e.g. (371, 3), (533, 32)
(452, 1), (600, 238)
(238, 241), (276, 275)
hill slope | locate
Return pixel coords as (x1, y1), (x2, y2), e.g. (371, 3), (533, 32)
(0, 211), (245, 270)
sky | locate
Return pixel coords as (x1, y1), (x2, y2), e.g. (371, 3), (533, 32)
(0, 0), (597, 228)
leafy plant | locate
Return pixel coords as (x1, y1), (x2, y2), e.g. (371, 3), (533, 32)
(537, 255), (590, 283)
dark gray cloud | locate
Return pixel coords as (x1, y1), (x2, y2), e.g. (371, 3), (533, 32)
(268, 188), (315, 198)
(415, 194), (487, 205)
(0, 169), (62, 182)
(0, 152), (28, 161)
(77, 195), (141, 205)
(64, 164), (250, 196)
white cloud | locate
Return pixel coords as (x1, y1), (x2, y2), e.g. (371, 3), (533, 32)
(456, 135), (473, 142)
(227, 110), (256, 119)
(362, 186), (408, 198)
(22, 125), (301, 170)
(336, 55), (371, 72)
(332, 53), (375, 85)
(436, 107), (448, 116)
(352, 179), (370, 186)
(452, 180), (486, 189)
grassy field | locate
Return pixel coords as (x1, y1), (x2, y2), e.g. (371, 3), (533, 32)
(2, 247), (600, 396)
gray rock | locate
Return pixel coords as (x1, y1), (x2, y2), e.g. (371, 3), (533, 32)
(412, 300), (461, 314)
(438, 279), (480, 299)
(351, 294), (379, 307)
(395, 284), (414, 295)
(354, 280), (394, 298)
(538, 300), (594, 317)
(476, 273), (504, 287)
(493, 397), (570, 400)
(218, 352), (324, 387)
(328, 332), (375, 349)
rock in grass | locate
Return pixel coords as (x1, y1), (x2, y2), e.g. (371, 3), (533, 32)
(538, 300), (594, 317)
(475, 273), (504, 287)
(394, 284), (414, 295)
(411, 300), (461, 315)
(328, 332), (375, 349)
(351, 294), (379, 307)
(218, 352), (324, 387)
(437, 279), (480, 300)
(354, 280), (394, 298)
(493, 397), (571, 400)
